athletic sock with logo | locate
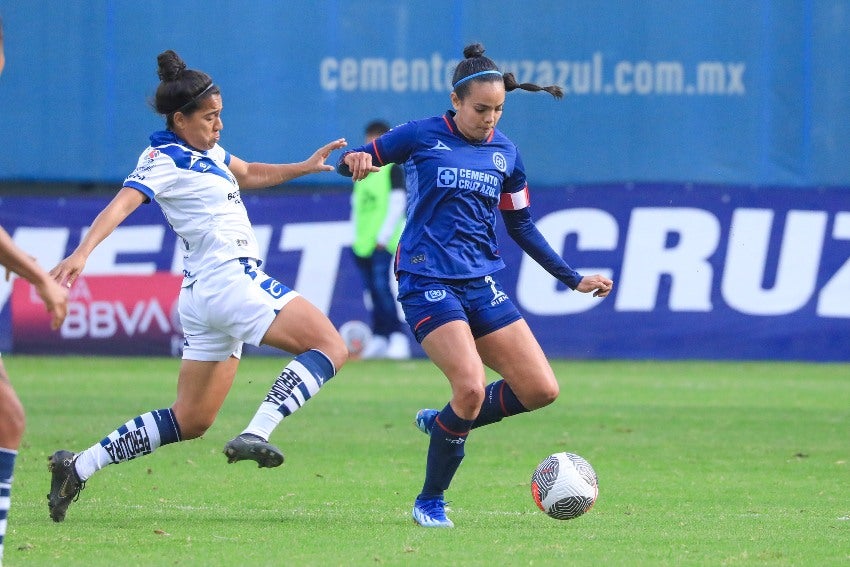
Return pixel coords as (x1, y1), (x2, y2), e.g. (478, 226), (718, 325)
(241, 349), (336, 440)
(0, 448), (17, 564)
(73, 408), (182, 482)
(418, 403), (474, 499)
(471, 380), (529, 429)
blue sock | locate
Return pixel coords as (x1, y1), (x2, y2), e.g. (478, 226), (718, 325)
(419, 403), (474, 500)
(472, 380), (529, 429)
(0, 448), (17, 564)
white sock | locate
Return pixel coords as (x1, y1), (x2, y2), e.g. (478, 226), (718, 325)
(243, 350), (335, 440)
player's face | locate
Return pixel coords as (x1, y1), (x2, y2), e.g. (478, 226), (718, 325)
(174, 94), (223, 151)
(451, 80), (505, 142)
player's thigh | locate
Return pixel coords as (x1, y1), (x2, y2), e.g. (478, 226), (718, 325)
(260, 296), (347, 369)
(173, 356), (240, 438)
(475, 318), (559, 407)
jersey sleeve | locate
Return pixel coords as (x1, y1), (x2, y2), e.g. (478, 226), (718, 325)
(499, 147), (582, 289)
(122, 148), (178, 202)
(498, 149), (529, 210)
(502, 207), (583, 289)
(336, 121), (419, 176)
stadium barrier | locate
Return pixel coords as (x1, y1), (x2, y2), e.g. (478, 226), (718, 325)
(1, 183), (848, 361)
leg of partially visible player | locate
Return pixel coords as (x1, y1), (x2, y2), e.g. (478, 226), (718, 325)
(0, 358), (24, 562)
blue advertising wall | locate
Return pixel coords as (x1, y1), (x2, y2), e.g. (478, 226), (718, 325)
(1, 2), (848, 361)
(0, 1), (849, 187)
(1, 187), (848, 361)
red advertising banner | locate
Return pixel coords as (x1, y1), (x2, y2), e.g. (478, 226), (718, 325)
(12, 273), (183, 355)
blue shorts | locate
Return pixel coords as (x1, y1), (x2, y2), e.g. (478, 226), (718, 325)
(397, 272), (522, 343)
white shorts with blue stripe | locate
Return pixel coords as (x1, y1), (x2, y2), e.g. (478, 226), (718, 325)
(178, 258), (298, 361)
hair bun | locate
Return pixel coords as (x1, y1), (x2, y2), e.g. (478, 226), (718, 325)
(157, 50), (188, 82)
(463, 43), (486, 59)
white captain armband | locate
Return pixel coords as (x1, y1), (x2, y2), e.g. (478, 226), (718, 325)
(498, 186), (530, 211)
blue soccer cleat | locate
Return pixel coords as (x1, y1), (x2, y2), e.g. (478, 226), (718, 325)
(414, 409), (438, 435)
(412, 496), (454, 528)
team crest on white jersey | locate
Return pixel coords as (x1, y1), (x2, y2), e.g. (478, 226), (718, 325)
(431, 140), (452, 151)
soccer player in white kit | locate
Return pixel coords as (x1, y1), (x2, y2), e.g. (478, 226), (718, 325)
(46, 50), (349, 522)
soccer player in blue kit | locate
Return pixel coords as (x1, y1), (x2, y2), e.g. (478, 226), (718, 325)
(46, 50), (350, 522)
(338, 43), (613, 527)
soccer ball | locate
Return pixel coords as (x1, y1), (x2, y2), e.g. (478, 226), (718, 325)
(531, 452), (598, 520)
(338, 320), (372, 357)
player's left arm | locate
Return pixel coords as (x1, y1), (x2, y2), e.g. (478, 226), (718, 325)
(230, 138), (347, 190)
(500, 150), (612, 297)
(501, 205), (612, 297)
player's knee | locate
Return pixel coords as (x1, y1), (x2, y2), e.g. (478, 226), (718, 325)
(173, 411), (214, 440)
(523, 381), (560, 411)
(321, 334), (349, 372)
(453, 384), (486, 417)
(538, 381), (560, 407)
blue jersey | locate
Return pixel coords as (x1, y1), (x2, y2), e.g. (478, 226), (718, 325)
(342, 112), (528, 280)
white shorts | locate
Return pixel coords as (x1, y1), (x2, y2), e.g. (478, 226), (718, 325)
(178, 258), (299, 361)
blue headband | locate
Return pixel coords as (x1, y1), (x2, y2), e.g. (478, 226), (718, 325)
(452, 69), (503, 89)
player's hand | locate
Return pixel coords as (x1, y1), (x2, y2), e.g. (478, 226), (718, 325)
(35, 277), (68, 331)
(305, 138), (347, 173)
(344, 151), (381, 181)
(576, 274), (614, 298)
(49, 251), (88, 290)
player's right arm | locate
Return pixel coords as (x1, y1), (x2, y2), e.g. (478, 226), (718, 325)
(337, 120), (417, 181)
(50, 187), (147, 288)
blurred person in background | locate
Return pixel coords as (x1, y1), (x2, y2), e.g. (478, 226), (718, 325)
(0, 15), (70, 562)
(349, 120), (410, 359)
(46, 49), (349, 523)
(338, 43), (613, 527)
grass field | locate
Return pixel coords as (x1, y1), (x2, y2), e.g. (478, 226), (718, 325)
(2, 356), (848, 566)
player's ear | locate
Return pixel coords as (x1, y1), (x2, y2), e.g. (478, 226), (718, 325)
(172, 111), (186, 129)
(450, 91), (461, 111)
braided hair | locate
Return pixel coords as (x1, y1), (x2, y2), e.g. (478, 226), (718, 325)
(451, 43), (563, 100)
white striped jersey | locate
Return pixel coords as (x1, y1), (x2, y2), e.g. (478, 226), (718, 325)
(123, 130), (260, 285)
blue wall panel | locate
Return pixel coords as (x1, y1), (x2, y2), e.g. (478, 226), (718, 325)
(1, 1), (848, 186)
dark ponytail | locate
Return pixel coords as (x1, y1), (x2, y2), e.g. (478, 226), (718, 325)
(452, 43), (563, 100)
(152, 50), (220, 128)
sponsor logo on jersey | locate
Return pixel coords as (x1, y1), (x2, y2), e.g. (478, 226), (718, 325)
(437, 167), (458, 188)
(437, 167), (500, 197)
